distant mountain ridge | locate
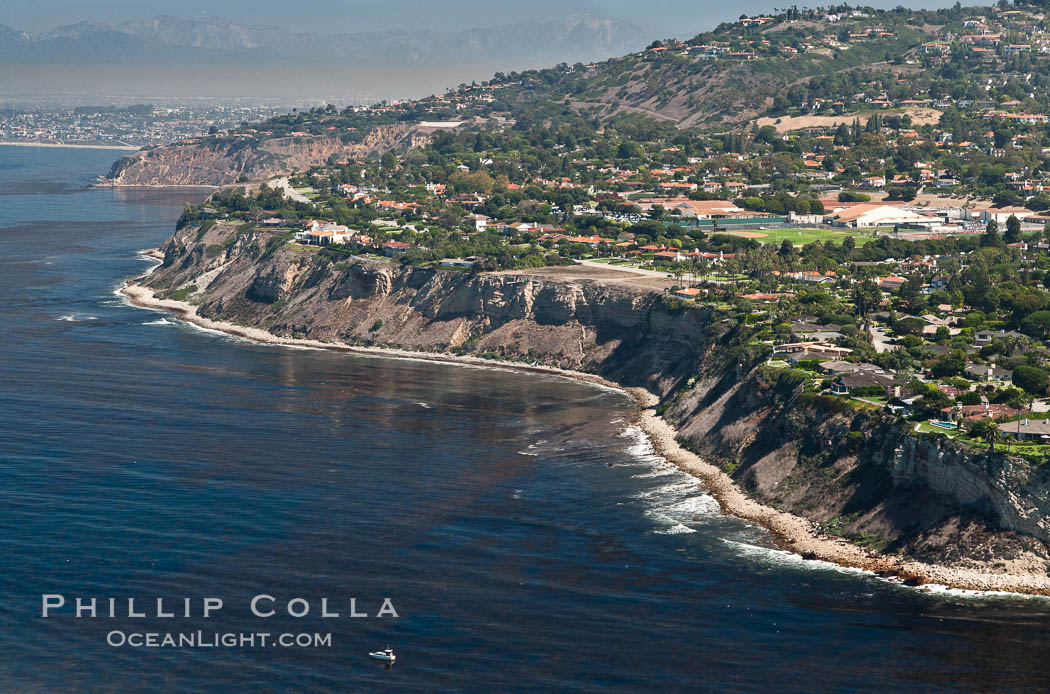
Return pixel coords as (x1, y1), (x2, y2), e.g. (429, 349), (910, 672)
(0, 13), (651, 68)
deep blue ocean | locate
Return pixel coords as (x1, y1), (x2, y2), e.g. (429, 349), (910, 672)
(2, 145), (1050, 693)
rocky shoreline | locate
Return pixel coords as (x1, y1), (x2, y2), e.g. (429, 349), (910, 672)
(119, 263), (1050, 597)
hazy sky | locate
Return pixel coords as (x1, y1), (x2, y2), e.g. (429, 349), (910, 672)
(1, 0), (966, 35)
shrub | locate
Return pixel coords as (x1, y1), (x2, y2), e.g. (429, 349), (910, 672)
(167, 285), (198, 302)
(850, 385), (886, 398)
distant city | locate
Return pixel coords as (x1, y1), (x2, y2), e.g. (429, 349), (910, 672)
(0, 96), (378, 148)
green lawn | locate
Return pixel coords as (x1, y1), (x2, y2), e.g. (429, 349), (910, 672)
(915, 421), (955, 436)
(724, 228), (878, 247)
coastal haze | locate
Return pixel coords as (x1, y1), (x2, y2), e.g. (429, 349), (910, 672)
(1, 0), (960, 100)
(3, 143), (1050, 692)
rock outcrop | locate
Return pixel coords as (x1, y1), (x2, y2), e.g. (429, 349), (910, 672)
(104, 125), (418, 186)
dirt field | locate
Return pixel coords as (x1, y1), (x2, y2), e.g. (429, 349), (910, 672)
(909, 192), (980, 208)
(495, 265), (677, 292)
(756, 108), (942, 133)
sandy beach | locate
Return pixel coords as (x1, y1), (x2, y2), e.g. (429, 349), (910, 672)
(94, 182), (219, 189)
(119, 269), (1050, 596)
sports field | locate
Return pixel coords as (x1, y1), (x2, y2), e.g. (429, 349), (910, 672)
(723, 228), (880, 246)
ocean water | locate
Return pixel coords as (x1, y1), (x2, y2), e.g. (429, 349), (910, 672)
(2, 145), (1050, 693)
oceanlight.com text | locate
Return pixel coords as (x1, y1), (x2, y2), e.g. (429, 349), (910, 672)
(106, 631), (332, 649)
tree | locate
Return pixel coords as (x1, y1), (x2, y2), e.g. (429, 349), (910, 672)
(616, 142), (644, 159)
(1005, 215), (1021, 244)
(898, 273), (925, 313)
(992, 386), (1029, 409)
(1012, 365), (1050, 396)
(931, 350), (966, 378)
(778, 238), (794, 259)
(913, 387), (953, 419)
(981, 220), (1001, 247)
(852, 279), (882, 320)
(1020, 310), (1050, 339)
(992, 190), (1022, 208)
(895, 316), (925, 336)
(968, 418), (1005, 453)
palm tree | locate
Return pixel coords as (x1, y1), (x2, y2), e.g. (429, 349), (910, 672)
(968, 418), (1006, 453)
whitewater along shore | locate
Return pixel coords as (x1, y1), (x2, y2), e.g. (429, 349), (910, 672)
(119, 267), (1050, 597)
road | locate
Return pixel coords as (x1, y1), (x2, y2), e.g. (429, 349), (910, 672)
(270, 177), (311, 204)
(869, 324), (894, 353)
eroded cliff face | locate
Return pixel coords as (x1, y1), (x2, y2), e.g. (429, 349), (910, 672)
(145, 222), (725, 395)
(666, 366), (1050, 564)
(143, 221), (1050, 566)
(105, 125), (418, 186)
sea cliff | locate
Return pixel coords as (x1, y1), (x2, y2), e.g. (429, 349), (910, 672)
(127, 219), (1050, 592)
(104, 126), (426, 186)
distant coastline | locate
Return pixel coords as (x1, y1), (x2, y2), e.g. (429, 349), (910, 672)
(0, 141), (140, 151)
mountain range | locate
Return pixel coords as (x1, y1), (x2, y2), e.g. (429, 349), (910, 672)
(0, 14), (653, 98)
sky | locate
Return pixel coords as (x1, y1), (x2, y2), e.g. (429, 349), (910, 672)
(1, 0), (966, 35)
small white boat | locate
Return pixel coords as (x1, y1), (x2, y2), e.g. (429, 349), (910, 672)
(369, 648), (396, 663)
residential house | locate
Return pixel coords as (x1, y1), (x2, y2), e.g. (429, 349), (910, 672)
(295, 221), (352, 246)
(831, 371), (898, 395)
(944, 403), (1021, 422)
(466, 214), (490, 232)
(878, 276), (908, 291)
(964, 363), (1013, 382)
(999, 418), (1050, 441)
(381, 241), (412, 257)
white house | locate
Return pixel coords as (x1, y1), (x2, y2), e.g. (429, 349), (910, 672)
(296, 221), (352, 246)
(466, 214), (490, 232)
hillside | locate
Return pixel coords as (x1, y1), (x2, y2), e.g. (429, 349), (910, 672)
(103, 2), (1050, 187)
